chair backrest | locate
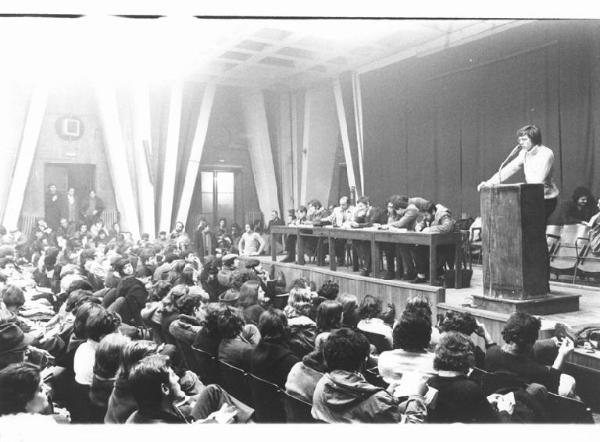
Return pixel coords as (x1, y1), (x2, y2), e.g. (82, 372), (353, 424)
(481, 370), (525, 396)
(283, 391), (318, 423)
(190, 345), (221, 385)
(218, 359), (254, 407)
(363, 367), (389, 389)
(360, 330), (392, 354)
(468, 366), (488, 387)
(546, 392), (594, 424)
(248, 373), (286, 423)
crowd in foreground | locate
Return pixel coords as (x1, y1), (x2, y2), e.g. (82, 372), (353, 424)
(0, 214), (590, 425)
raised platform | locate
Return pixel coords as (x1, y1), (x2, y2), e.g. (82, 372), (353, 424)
(251, 255), (446, 318)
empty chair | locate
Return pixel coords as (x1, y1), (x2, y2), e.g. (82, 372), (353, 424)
(191, 345), (221, 386)
(550, 224), (589, 282)
(218, 359), (254, 408)
(546, 225), (563, 255)
(248, 373), (286, 423)
(283, 391), (318, 423)
(575, 229), (600, 281)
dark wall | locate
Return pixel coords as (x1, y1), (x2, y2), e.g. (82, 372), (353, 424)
(361, 20), (600, 218)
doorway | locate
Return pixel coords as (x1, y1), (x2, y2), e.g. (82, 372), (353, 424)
(44, 163), (96, 200)
(199, 170), (236, 227)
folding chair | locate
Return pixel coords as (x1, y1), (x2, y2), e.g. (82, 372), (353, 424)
(550, 224), (589, 283)
(359, 330), (392, 354)
(481, 370), (525, 396)
(248, 373), (287, 422)
(363, 367), (389, 389)
(218, 359), (254, 407)
(546, 392), (594, 424)
(283, 391), (318, 423)
(190, 345), (221, 385)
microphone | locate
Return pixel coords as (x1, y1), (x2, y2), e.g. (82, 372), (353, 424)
(498, 144), (521, 184)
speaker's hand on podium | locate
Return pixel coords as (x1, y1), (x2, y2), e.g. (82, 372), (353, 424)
(477, 181), (490, 192)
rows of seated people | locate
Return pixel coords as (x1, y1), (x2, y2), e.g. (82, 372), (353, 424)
(280, 194), (459, 284)
(0, 224), (591, 425)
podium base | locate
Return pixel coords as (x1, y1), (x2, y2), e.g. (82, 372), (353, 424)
(471, 292), (580, 315)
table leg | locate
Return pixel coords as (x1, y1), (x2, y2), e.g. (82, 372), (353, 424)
(329, 236), (337, 271)
(371, 240), (381, 278)
(454, 242), (462, 289)
(271, 233), (276, 262)
(297, 234), (305, 265)
(429, 239), (437, 285)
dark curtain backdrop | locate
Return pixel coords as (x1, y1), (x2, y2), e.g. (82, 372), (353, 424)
(361, 20), (600, 218)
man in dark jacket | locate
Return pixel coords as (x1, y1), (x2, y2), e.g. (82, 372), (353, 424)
(350, 196), (387, 277)
(45, 184), (64, 231)
(311, 328), (427, 423)
(80, 190), (105, 227)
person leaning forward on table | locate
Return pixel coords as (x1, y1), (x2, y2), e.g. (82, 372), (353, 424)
(349, 196), (387, 277)
(380, 195), (422, 280)
(477, 124), (559, 292)
(320, 196), (355, 266)
(411, 202), (457, 284)
(281, 206), (309, 263)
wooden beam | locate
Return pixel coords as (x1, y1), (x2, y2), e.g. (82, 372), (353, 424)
(2, 84), (47, 231)
(132, 82), (156, 236)
(176, 81), (217, 226)
(94, 81), (141, 239)
(332, 78), (358, 197)
(158, 80), (183, 233)
(241, 89), (281, 221)
(352, 72), (365, 195)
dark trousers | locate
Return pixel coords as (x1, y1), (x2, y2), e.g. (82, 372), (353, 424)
(544, 197), (558, 290)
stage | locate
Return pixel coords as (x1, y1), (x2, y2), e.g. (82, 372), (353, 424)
(252, 254), (600, 410)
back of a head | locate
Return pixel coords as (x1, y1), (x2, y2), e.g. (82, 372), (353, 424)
(434, 331), (475, 373)
(128, 354), (170, 411)
(150, 280), (173, 302)
(65, 289), (98, 313)
(439, 311), (477, 336)
(502, 312), (541, 352)
(317, 280), (339, 301)
(358, 295), (382, 320)
(0, 362), (40, 416)
(73, 302), (105, 339)
(323, 328), (370, 372)
(84, 307), (121, 342)
(393, 310), (432, 352)
(66, 279), (94, 297)
(286, 286), (312, 317)
(404, 296), (432, 322)
(1, 285), (25, 310)
(119, 340), (159, 380)
(258, 308), (288, 341)
(216, 306), (244, 339)
(94, 333), (131, 379)
(336, 293), (359, 328)
(239, 280), (260, 307)
(316, 300), (342, 332)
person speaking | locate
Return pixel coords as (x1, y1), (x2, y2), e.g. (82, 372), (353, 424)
(477, 124), (559, 223)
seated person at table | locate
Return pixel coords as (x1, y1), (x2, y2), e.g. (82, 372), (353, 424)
(320, 196), (354, 266)
(427, 331), (499, 423)
(281, 206), (309, 263)
(303, 199), (330, 260)
(350, 196), (386, 277)
(412, 202), (456, 284)
(311, 328), (428, 423)
(485, 312), (577, 397)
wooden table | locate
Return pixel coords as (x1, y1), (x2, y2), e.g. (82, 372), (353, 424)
(270, 225), (464, 286)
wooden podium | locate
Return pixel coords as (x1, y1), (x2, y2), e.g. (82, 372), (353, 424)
(472, 184), (579, 314)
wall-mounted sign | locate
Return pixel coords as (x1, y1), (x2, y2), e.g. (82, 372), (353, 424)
(56, 115), (84, 141)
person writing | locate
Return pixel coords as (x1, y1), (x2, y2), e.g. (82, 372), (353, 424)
(477, 125), (559, 223)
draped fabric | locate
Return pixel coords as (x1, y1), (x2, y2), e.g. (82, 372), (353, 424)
(360, 20), (600, 218)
